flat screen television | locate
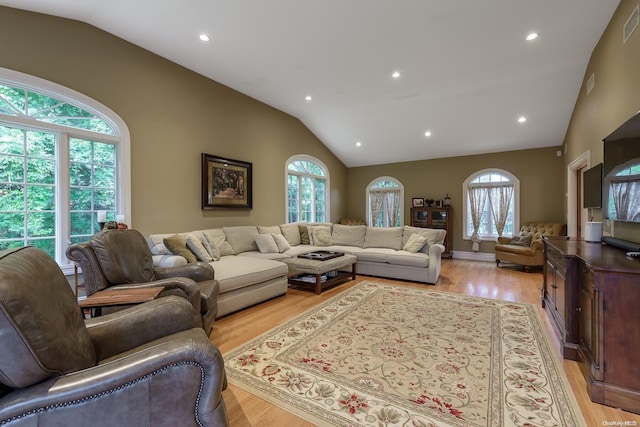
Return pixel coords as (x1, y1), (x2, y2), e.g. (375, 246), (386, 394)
(583, 163), (602, 208)
(602, 112), (640, 223)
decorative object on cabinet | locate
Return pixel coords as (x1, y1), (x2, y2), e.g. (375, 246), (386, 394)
(411, 197), (424, 207)
(542, 237), (640, 414)
(410, 206), (452, 258)
(424, 198), (435, 207)
(443, 193), (451, 207)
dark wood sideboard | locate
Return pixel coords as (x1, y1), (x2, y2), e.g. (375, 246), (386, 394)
(542, 238), (640, 414)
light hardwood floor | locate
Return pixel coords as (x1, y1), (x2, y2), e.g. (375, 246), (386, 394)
(210, 259), (640, 426)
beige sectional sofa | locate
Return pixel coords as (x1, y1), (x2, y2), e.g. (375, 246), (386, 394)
(147, 223), (446, 317)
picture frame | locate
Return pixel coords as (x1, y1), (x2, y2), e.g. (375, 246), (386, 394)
(201, 153), (252, 209)
(435, 200), (443, 208)
(412, 198), (424, 208)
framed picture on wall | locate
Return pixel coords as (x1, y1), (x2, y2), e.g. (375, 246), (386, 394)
(412, 198), (424, 208)
(201, 153), (252, 209)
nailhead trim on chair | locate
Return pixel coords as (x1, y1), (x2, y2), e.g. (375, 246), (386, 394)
(0, 361), (206, 427)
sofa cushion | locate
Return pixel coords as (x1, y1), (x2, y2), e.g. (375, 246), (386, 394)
(202, 228), (233, 258)
(403, 233), (427, 253)
(258, 225), (281, 235)
(223, 226), (259, 254)
(164, 234), (198, 263)
(331, 224), (366, 247)
(495, 244), (536, 257)
(213, 256), (288, 294)
(280, 223), (302, 246)
(387, 252), (430, 268)
(186, 232), (213, 262)
(308, 225), (332, 246)
(355, 248), (396, 263)
(363, 227), (403, 250)
(255, 234), (279, 254)
(402, 226), (446, 254)
(510, 235), (532, 247)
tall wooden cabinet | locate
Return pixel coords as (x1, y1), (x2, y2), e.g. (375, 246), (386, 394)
(410, 207), (452, 258)
(542, 238), (640, 414)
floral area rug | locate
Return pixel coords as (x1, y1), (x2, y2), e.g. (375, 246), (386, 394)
(224, 281), (585, 426)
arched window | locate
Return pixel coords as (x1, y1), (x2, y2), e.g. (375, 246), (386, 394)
(0, 68), (130, 273)
(463, 169), (519, 248)
(605, 159), (640, 221)
(366, 177), (404, 227)
(286, 155), (329, 223)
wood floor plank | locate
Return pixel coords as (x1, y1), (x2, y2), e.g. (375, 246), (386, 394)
(210, 259), (640, 426)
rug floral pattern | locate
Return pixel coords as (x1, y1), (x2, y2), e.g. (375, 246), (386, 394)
(224, 282), (584, 426)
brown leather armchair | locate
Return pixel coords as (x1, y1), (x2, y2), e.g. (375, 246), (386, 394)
(0, 246), (228, 426)
(66, 229), (219, 334)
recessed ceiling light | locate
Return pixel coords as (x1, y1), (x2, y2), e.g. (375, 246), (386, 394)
(526, 32), (539, 41)
(356, 141), (362, 147)
(392, 71), (401, 79)
(424, 131), (432, 137)
(199, 34), (210, 42)
(518, 116), (527, 123)
(305, 95), (312, 101)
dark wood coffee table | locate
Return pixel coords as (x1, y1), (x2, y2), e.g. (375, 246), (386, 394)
(285, 253), (357, 295)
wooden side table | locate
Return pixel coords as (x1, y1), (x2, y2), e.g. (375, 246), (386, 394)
(78, 287), (164, 317)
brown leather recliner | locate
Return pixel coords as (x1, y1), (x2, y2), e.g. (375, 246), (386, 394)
(66, 229), (219, 334)
(0, 246), (228, 426)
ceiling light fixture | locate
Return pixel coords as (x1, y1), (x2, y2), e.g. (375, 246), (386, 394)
(518, 116), (527, 123)
(305, 95), (312, 101)
(526, 32), (539, 41)
(356, 141), (362, 147)
(392, 71), (400, 79)
(424, 131), (432, 137)
(199, 34), (210, 42)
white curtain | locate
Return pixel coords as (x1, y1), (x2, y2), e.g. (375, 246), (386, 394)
(610, 178), (640, 222)
(468, 186), (488, 251)
(386, 189), (401, 227)
(369, 190), (386, 227)
(487, 185), (514, 237)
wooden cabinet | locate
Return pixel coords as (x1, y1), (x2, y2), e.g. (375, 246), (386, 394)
(410, 207), (452, 257)
(543, 238), (640, 414)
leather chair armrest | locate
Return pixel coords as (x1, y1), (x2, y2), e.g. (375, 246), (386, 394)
(531, 239), (543, 251)
(0, 329), (227, 426)
(65, 243), (110, 295)
(155, 261), (215, 282)
(85, 296), (196, 361)
(109, 277), (202, 321)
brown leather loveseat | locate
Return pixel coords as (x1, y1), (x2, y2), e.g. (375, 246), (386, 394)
(494, 222), (566, 269)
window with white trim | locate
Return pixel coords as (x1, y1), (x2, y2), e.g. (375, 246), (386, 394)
(0, 68), (130, 272)
(463, 169), (519, 242)
(286, 155), (329, 223)
(366, 177), (404, 227)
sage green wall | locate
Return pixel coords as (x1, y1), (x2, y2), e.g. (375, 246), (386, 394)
(563, 0), (640, 243)
(0, 7), (347, 236)
(346, 147), (565, 254)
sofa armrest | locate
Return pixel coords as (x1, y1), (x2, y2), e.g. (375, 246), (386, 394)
(85, 296), (196, 360)
(497, 236), (511, 244)
(155, 261), (215, 281)
(531, 239), (543, 251)
(0, 329), (226, 426)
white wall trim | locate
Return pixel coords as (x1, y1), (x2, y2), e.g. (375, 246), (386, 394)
(452, 250), (495, 262)
(567, 151), (591, 238)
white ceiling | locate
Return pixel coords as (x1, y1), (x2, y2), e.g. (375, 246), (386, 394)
(1, 0), (620, 167)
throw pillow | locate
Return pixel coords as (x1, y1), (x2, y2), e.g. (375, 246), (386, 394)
(511, 235), (532, 247)
(272, 233), (291, 252)
(163, 234), (197, 263)
(403, 233), (428, 253)
(255, 234), (279, 254)
(186, 233), (213, 262)
(299, 224), (310, 245)
(280, 222), (302, 245)
(202, 229), (233, 257)
(309, 225), (332, 246)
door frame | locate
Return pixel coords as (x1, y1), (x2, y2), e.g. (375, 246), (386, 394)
(567, 151), (591, 238)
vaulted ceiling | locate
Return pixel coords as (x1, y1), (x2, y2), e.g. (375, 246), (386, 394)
(0, 0), (620, 166)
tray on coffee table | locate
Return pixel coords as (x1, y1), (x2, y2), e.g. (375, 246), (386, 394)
(297, 250), (344, 261)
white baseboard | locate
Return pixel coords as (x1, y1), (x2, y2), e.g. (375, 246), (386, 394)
(451, 251), (495, 262)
